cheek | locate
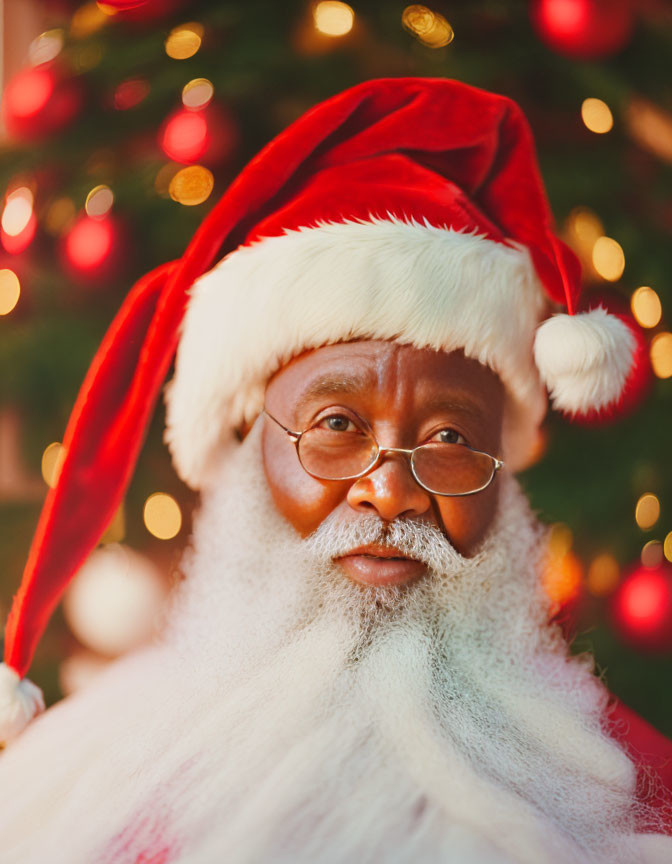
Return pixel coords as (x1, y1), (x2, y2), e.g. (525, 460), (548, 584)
(435, 481), (499, 557)
(261, 423), (348, 536)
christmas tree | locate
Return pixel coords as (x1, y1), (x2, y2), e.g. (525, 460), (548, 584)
(1, 0), (671, 733)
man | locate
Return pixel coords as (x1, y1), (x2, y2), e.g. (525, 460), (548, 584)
(0, 78), (671, 863)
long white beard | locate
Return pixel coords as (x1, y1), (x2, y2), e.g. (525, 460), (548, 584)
(0, 421), (668, 864)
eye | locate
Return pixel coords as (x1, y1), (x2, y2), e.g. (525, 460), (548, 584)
(430, 427), (468, 446)
(316, 413), (359, 433)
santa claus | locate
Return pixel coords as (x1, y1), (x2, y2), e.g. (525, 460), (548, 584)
(0, 79), (671, 864)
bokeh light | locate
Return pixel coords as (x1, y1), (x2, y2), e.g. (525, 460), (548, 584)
(631, 286), (662, 329)
(44, 197), (76, 235)
(100, 503), (125, 544)
(664, 532), (672, 564)
(143, 493), (182, 540)
(154, 163), (181, 198)
(160, 109), (210, 163)
(313, 1), (355, 36)
(611, 565), (672, 651)
(64, 216), (115, 272)
(63, 544), (166, 657)
(581, 97), (613, 134)
(169, 165), (214, 206)
(1, 188), (34, 237)
(165, 23), (203, 60)
(641, 540), (663, 569)
(70, 2), (109, 38)
(592, 236), (625, 281)
(402, 5), (454, 48)
(542, 523), (582, 608)
(41, 441), (66, 488)
(182, 78), (214, 110)
(650, 332), (672, 379)
(586, 552), (620, 596)
(4, 67), (54, 122)
(113, 77), (150, 110)
(635, 493), (660, 530)
(0, 269), (21, 316)
(626, 98), (672, 165)
(28, 29), (64, 66)
(85, 184), (114, 218)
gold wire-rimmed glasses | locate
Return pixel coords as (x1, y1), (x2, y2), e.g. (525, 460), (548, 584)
(263, 408), (503, 497)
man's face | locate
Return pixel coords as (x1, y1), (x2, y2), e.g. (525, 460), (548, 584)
(262, 341), (505, 586)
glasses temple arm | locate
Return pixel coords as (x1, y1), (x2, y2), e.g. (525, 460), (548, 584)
(262, 409), (301, 442)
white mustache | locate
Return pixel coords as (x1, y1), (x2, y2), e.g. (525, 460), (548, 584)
(304, 513), (468, 575)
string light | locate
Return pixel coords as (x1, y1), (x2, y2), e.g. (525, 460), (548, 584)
(592, 236), (625, 281)
(169, 165), (214, 206)
(586, 552), (620, 597)
(143, 493), (182, 540)
(182, 78), (214, 110)
(581, 98), (613, 134)
(650, 332), (672, 379)
(85, 185), (114, 219)
(635, 493), (660, 530)
(28, 29), (64, 66)
(0, 270), (21, 316)
(41, 442), (66, 488)
(313, 1), (355, 36)
(664, 532), (672, 564)
(641, 540), (663, 569)
(402, 5), (454, 48)
(165, 23), (204, 60)
(631, 286), (662, 329)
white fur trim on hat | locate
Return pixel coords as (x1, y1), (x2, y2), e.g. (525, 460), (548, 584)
(534, 307), (636, 415)
(164, 216), (548, 488)
(0, 663), (44, 745)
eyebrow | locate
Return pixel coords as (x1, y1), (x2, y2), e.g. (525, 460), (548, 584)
(422, 395), (488, 424)
(295, 371), (374, 412)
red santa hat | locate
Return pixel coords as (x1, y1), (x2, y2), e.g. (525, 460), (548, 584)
(0, 77), (636, 743)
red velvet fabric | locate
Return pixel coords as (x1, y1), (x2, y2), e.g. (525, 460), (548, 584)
(4, 78), (580, 679)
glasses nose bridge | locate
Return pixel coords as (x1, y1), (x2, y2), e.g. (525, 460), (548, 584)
(371, 444), (416, 473)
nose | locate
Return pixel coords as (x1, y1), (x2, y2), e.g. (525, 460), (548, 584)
(346, 451), (432, 522)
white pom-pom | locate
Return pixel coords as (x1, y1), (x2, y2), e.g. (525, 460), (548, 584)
(533, 307), (636, 415)
(0, 662), (44, 745)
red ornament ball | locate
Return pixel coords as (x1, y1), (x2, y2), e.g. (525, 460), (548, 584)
(530, 0), (634, 59)
(2, 63), (82, 142)
(61, 215), (126, 284)
(610, 562), (672, 653)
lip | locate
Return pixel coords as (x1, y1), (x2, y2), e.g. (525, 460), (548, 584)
(335, 544), (426, 587)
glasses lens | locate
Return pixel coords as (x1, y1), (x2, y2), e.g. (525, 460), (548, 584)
(412, 443), (495, 495)
(297, 426), (378, 480)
